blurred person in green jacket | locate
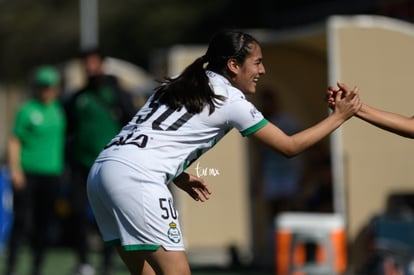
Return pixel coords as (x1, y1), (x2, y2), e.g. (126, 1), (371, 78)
(5, 65), (66, 275)
(64, 48), (136, 275)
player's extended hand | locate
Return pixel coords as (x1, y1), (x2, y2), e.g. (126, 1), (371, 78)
(173, 172), (212, 202)
(328, 82), (361, 120)
(326, 82), (358, 109)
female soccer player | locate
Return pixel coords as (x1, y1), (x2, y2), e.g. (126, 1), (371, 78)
(87, 30), (361, 275)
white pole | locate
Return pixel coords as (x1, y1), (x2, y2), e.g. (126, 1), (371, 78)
(80, 0), (98, 50)
(327, 16), (346, 218)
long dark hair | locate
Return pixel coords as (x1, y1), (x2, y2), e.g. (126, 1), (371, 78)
(153, 30), (259, 114)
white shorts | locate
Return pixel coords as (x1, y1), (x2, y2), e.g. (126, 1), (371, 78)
(87, 159), (185, 251)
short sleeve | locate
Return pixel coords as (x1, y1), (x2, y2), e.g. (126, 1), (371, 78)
(226, 98), (268, 137)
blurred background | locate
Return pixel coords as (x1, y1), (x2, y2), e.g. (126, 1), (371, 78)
(0, 0), (413, 83)
(2, 1), (414, 275)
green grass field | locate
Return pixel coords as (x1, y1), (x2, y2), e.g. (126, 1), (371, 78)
(0, 246), (274, 275)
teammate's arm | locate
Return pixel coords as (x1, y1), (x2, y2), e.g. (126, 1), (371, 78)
(356, 104), (414, 138)
(328, 82), (414, 138)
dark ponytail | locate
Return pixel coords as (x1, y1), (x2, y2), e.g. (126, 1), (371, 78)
(153, 30), (258, 114)
(153, 55), (224, 114)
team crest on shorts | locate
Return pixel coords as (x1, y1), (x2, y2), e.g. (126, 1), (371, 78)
(167, 221), (181, 243)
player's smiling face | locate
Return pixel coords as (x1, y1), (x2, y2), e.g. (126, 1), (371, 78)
(229, 42), (266, 95)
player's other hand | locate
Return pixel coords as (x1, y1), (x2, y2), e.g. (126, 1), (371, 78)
(173, 172), (212, 202)
(326, 85), (338, 109)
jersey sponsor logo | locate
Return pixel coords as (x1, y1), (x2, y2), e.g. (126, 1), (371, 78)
(105, 101), (195, 149)
(167, 221), (181, 243)
(104, 131), (148, 149)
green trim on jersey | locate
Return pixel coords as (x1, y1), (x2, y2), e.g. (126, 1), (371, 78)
(241, 118), (268, 137)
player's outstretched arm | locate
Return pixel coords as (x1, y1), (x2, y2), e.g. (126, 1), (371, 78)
(252, 84), (360, 157)
(173, 172), (212, 202)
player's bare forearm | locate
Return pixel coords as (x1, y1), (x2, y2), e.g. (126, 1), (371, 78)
(357, 103), (414, 138)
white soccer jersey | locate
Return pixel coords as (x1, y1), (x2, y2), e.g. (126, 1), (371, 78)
(96, 71), (268, 185)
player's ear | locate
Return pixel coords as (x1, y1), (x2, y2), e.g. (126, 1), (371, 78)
(227, 59), (240, 75)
